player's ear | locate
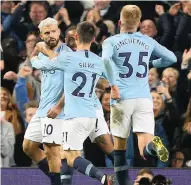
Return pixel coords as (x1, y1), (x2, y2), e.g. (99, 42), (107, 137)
(40, 33), (44, 41)
(118, 20), (121, 27)
(74, 33), (78, 41)
(137, 21), (141, 29)
(57, 28), (61, 35)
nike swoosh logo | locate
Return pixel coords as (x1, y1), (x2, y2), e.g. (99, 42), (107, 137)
(95, 129), (99, 132)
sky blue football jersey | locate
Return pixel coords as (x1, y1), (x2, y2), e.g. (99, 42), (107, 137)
(32, 50), (104, 120)
(102, 32), (177, 100)
(31, 43), (72, 118)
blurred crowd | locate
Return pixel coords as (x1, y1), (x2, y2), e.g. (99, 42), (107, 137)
(1, 0), (191, 169)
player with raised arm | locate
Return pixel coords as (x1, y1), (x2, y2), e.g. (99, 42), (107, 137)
(102, 5), (177, 185)
(31, 21), (115, 185)
(23, 18), (74, 185)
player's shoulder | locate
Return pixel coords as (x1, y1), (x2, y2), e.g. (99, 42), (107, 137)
(136, 32), (155, 43)
(89, 51), (101, 60)
(103, 34), (122, 44)
(58, 43), (72, 53)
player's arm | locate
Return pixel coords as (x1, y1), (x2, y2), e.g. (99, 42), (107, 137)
(102, 39), (120, 100)
(47, 95), (65, 119)
(30, 56), (57, 70)
(30, 54), (63, 70)
(36, 42), (58, 59)
(150, 58), (173, 68)
(102, 39), (117, 85)
(31, 52), (67, 71)
(152, 40), (177, 68)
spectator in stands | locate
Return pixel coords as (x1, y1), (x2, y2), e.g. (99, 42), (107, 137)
(149, 68), (160, 90)
(85, 8), (101, 24)
(1, 0), (27, 51)
(103, 20), (116, 35)
(176, 97), (191, 149)
(13, 1), (49, 41)
(0, 117), (15, 167)
(15, 66), (39, 128)
(27, 2), (48, 29)
(161, 66), (190, 115)
(93, 0), (123, 24)
(82, 8), (110, 55)
(171, 150), (186, 168)
(54, 6), (73, 38)
(173, 1), (191, 52)
(0, 87), (24, 135)
(1, 36), (23, 93)
(24, 101), (38, 128)
(23, 32), (38, 66)
(0, 87), (31, 166)
(161, 68), (179, 98)
(95, 78), (108, 99)
(134, 168), (154, 185)
(151, 87), (180, 167)
(161, 67), (179, 104)
(100, 87), (111, 125)
(50, 0), (84, 24)
(140, 19), (157, 38)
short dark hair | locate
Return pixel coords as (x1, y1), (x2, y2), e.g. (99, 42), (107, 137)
(24, 101), (39, 111)
(137, 168), (154, 177)
(29, 1), (49, 12)
(65, 26), (77, 37)
(76, 21), (96, 44)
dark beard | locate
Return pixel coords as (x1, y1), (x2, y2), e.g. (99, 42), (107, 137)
(46, 39), (59, 49)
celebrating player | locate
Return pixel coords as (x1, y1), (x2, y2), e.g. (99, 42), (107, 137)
(102, 5), (177, 185)
(23, 18), (73, 185)
(31, 21), (115, 185)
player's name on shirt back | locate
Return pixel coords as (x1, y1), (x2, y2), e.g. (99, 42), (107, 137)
(114, 37), (150, 51)
(79, 62), (95, 69)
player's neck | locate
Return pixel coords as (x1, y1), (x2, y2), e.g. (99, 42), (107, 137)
(51, 41), (62, 51)
(77, 43), (91, 51)
(120, 27), (137, 33)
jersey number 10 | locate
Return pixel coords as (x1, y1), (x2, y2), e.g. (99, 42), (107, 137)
(119, 52), (148, 78)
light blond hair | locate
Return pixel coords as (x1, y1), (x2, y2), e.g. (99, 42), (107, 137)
(120, 5), (142, 29)
(38, 17), (58, 33)
(162, 67), (179, 80)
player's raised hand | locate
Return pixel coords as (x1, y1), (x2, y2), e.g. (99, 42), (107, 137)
(111, 85), (120, 100)
(47, 106), (62, 119)
(19, 66), (32, 78)
(35, 42), (47, 52)
(35, 42), (58, 59)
